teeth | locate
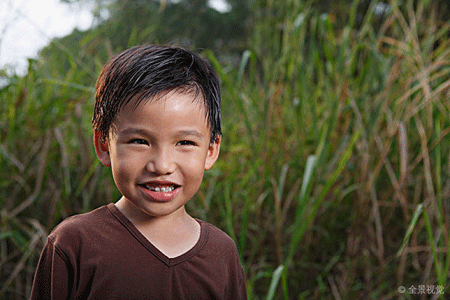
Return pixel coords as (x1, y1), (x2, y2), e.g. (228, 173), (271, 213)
(146, 185), (175, 193)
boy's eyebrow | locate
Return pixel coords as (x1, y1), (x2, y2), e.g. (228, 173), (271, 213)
(119, 128), (148, 136)
(177, 130), (204, 139)
(119, 128), (204, 139)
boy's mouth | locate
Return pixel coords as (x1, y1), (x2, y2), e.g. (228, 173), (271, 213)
(138, 182), (181, 202)
(144, 184), (177, 193)
(139, 182), (180, 193)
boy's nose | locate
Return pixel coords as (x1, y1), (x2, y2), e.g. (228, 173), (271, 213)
(146, 148), (176, 175)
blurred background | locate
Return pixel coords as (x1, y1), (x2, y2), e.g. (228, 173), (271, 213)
(1, 0), (450, 299)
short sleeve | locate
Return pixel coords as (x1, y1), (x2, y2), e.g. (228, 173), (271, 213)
(30, 238), (73, 300)
(227, 244), (247, 300)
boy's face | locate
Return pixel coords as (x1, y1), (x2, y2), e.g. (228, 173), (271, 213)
(94, 91), (220, 218)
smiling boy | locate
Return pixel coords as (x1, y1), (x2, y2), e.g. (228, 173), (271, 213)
(30, 45), (247, 299)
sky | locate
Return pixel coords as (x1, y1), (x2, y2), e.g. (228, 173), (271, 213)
(0, 0), (230, 75)
(0, 0), (94, 75)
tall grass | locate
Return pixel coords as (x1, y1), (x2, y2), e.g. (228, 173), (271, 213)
(1, 0), (450, 299)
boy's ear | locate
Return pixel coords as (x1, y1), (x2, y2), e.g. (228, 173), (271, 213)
(204, 136), (221, 170)
(94, 131), (111, 167)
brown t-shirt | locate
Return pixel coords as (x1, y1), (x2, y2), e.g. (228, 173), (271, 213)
(30, 203), (247, 299)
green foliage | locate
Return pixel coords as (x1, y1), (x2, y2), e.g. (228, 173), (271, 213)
(1, 0), (450, 299)
(37, 0), (250, 79)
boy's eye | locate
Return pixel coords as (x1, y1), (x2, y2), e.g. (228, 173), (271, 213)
(177, 140), (196, 146)
(129, 139), (148, 145)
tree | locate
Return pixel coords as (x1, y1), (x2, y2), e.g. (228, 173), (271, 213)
(35, 0), (251, 83)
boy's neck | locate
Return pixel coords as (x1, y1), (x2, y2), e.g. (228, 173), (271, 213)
(115, 197), (201, 258)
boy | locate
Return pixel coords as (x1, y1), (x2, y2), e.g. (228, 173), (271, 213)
(30, 45), (247, 299)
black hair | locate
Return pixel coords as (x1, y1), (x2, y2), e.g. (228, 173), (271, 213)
(92, 44), (221, 143)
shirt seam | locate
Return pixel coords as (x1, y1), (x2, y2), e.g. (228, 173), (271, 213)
(47, 235), (71, 265)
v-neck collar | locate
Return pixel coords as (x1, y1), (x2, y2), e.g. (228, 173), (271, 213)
(106, 203), (208, 266)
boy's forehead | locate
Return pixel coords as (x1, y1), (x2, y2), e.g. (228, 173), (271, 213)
(128, 88), (205, 109)
(117, 89), (209, 122)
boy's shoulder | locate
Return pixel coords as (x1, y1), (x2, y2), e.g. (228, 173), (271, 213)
(47, 204), (113, 245)
(197, 219), (239, 252)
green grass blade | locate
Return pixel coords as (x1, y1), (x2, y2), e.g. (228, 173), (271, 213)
(237, 50), (253, 85)
(396, 203), (423, 257)
(299, 155), (317, 201)
(422, 206), (443, 285)
(266, 265), (285, 300)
